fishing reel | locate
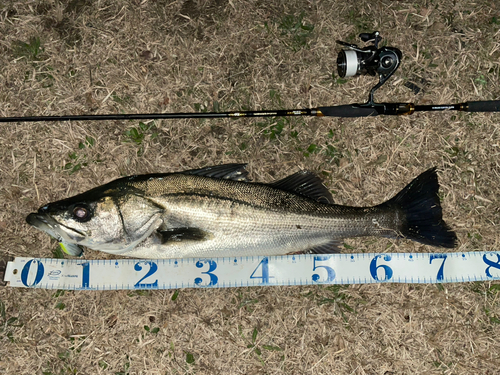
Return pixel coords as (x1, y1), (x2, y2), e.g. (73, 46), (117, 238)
(336, 31), (402, 105)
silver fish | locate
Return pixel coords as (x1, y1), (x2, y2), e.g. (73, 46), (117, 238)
(26, 164), (457, 258)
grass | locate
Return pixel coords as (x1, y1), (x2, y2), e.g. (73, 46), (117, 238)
(276, 12), (315, 51)
(123, 122), (158, 156)
(12, 37), (44, 61)
(63, 136), (99, 174)
(1, 0), (500, 374)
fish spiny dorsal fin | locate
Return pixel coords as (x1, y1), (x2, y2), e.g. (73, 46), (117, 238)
(269, 170), (334, 204)
(182, 163), (250, 182)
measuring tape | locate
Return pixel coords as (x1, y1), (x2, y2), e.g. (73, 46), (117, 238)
(3, 251), (500, 290)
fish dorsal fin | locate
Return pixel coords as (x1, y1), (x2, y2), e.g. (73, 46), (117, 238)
(183, 164), (250, 182)
(269, 170), (334, 204)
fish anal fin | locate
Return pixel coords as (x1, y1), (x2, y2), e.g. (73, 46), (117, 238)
(183, 164), (250, 182)
(305, 240), (342, 254)
(158, 227), (212, 244)
(269, 170), (334, 204)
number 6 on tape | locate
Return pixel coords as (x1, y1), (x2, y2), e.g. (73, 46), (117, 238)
(370, 254), (393, 281)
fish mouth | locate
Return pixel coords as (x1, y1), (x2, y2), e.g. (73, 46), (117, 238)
(26, 212), (86, 242)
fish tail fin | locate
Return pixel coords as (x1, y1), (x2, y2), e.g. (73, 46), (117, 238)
(380, 168), (457, 248)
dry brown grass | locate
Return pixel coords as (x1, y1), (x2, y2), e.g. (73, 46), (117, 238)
(1, 0), (500, 374)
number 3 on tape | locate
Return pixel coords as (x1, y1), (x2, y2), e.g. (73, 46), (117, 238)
(195, 260), (218, 286)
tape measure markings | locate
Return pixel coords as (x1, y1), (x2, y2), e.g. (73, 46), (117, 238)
(3, 252), (500, 290)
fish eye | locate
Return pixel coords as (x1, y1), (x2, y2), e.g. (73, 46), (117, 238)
(72, 205), (92, 222)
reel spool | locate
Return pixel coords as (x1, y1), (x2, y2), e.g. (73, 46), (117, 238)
(336, 31), (402, 104)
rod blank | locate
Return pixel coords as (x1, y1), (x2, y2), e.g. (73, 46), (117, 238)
(0, 100), (497, 123)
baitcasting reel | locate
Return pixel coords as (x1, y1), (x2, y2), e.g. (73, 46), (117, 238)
(336, 31), (402, 105)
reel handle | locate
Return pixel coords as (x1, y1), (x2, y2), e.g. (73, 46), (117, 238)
(359, 32), (382, 47)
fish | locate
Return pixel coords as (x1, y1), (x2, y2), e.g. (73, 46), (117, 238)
(26, 164), (457, 259)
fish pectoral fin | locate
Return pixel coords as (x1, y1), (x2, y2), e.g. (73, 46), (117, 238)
(158, 227), (212, 244)
(182, 163), (250, 182)
(306, 240), (342, 254)
(269, 170), (334, 204)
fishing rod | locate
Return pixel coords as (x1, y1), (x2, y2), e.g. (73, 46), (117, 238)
(0, 32), (498, 123)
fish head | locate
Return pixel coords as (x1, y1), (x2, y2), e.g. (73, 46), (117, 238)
(26, 184), (164, 254)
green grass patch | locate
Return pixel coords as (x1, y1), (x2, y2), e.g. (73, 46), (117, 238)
(185, 351), (195, 364)
(12, 37), (55, 87)
(123, 122), (158, 156)
(171, 289), (179, 301)
(52, 245), (66, 259)
(305, 285), (357, 322)
(264, 12), (315, 52)
(143, 325), (160, 334)
(64, 135), (101, 174)
(115, 356), (131, 375)
(241, 326), (283, 365)
(55, 302), (66, 310)
(12, 37), (44, 61)
(0, 299), (23, 343)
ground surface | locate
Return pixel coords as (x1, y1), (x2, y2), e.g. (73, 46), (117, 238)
(0, 0), (499, 374)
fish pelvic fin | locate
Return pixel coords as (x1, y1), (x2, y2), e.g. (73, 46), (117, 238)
(380, 167), (457, 248)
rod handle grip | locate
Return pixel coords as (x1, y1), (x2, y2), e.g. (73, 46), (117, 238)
(317, 105), (378, 117)
(466, 100), (500, 112)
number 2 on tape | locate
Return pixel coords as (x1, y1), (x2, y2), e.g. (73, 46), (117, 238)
(134, 261), (158, 288)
